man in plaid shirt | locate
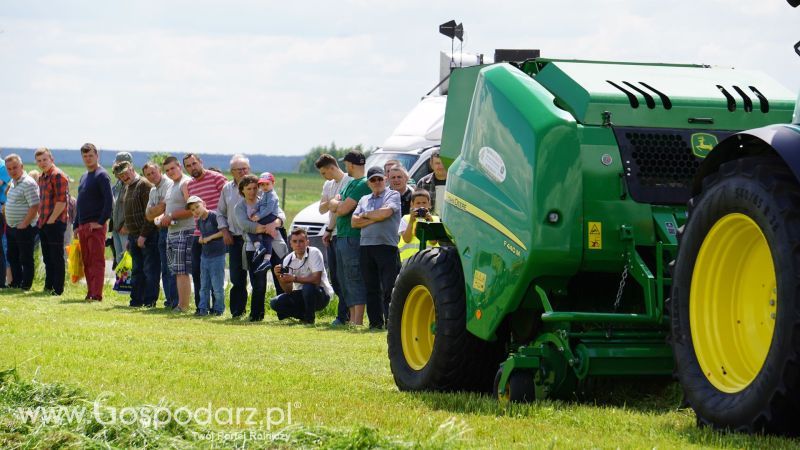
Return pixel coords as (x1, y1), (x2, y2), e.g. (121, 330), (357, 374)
(34, 147), (69, 296)
(114, 161), (158, 307)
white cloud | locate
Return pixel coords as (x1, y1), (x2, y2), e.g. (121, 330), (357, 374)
(0, 1), (798, 155)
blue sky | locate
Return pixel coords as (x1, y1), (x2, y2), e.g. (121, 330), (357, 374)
(1, 0), (798, 155)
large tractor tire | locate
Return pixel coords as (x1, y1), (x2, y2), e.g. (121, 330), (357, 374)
(388, 246), (505, 392)
(671, 156), (800, 435)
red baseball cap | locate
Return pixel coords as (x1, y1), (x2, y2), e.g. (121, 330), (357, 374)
(258, 172), (275, 184)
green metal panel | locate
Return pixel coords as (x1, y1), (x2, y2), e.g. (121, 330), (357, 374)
(441, 64), (583, 340)
(578, 126), (656, 272)
(530, 60), (795, 130)
(575, 341), (673, 376)
(440, 65), (486, 168)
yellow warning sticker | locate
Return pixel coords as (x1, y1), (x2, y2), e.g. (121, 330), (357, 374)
(588, 221), (602, 250)
(473, 270), (486, 292)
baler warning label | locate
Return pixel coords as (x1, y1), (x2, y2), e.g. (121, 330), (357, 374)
(473, 270), (486, 292)
(588, 222), (602, 249)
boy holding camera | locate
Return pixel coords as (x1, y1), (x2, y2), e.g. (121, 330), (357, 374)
(398, 188), (439, 262)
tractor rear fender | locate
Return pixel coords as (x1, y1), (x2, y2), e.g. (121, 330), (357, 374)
(693, 124), (800, 194)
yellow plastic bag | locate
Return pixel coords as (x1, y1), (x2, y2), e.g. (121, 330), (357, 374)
(113, 251), (133, 292)
(67, 242), (84, 283)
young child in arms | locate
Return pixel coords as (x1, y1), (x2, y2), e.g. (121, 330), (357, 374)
(249, 172), (281, 273)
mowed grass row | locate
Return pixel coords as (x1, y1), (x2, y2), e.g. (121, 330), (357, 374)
(1, 283), (797, 449)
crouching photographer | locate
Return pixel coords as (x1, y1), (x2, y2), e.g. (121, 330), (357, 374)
(270, 228), (333, 324)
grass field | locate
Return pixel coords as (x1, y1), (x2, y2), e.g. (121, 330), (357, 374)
(1, 281), (798, 449)
(3, 163), (798, 448)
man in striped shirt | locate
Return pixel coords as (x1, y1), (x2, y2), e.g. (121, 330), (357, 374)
(35, 147), (69, 296)
(183, 153), (227, 309)
(4, 154), (39, 290)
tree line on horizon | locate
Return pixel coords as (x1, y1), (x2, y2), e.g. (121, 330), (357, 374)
(296, 142), (373, 174)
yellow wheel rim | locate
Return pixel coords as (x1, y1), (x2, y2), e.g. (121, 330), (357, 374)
(500, 380), (511, 403)
(690, 213), (777, 393)
(401, 286), (437, 370)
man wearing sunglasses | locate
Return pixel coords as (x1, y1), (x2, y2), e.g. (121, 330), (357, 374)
(352, 166), (401, 329)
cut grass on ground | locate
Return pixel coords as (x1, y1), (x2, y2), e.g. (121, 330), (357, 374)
(1, 283), (797, 448)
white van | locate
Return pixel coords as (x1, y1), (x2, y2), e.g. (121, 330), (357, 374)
(291, 95), (446, 260)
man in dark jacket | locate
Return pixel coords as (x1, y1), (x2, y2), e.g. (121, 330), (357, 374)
(114, 161), (159, 307)
(74, 143), (113, 301)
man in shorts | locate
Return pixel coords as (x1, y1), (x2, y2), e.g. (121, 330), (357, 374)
(157, 156), (194, 312)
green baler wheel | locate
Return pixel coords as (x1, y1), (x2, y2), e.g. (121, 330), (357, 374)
(388, 247), (505, 392)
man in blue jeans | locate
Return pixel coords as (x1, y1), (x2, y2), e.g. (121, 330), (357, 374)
(270, 228), (333, 323)
(327, 150), (370, 325)
(143, 162), (176, 308)
(114, 161), (160, 307)
(317, 153), (351, 326)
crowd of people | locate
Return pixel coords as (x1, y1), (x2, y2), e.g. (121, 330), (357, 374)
(1, 144), (445, 327)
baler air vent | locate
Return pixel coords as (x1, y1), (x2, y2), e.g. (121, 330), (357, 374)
(607, 81), (639, 108)
(717, 85), (737, 111)
(639, 82), (672, 110)
(717, 85), (770, 113)
(614, 127), (735, 204)
(627, 132), (699, 188)
(732, 85), (753, 112)
(607, 80), (673, 110)
(749, 86), (769, 113)
(623, 81), (656, 109)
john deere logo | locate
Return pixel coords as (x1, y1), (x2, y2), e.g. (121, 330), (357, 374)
(691, 133), (718, 158)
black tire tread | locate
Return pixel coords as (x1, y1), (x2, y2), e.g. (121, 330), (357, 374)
(671, 156), (800, 435)
(388, 247), (505, 392)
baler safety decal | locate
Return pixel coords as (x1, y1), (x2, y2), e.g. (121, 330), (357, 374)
(473, 270), (486, 292)
(588, 222), (602, 249)
(444, 192), (527, 251)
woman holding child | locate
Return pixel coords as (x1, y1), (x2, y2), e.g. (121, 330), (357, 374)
(232, 174), (288, 322)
